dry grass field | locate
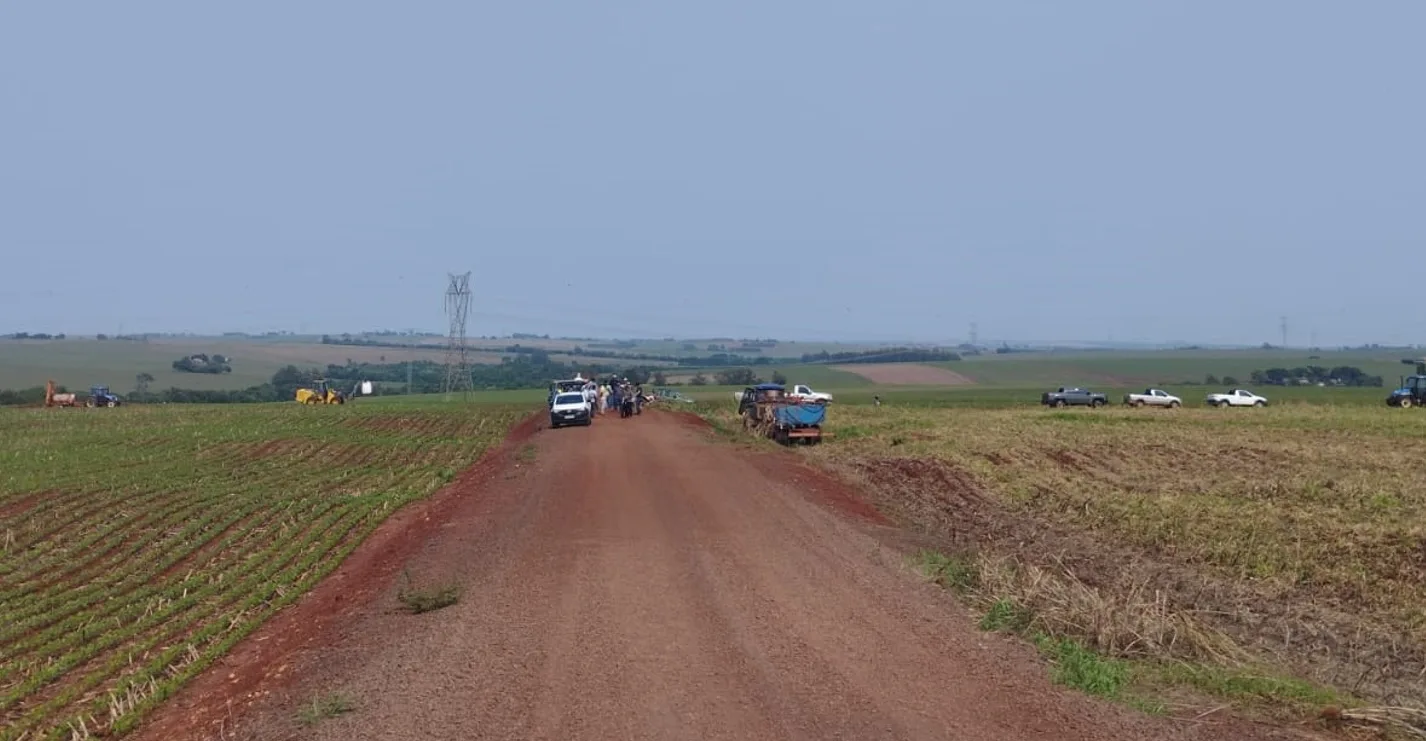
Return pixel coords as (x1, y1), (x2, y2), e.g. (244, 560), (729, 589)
(699, 400), (1426, 724)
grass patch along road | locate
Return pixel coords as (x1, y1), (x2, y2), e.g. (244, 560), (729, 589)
(0, 399), (526, 739)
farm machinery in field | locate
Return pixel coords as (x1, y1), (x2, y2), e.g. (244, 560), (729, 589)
(1388, 359), (1426, 408)
(738, 383), (826, 445)
(44, 380), (81, 407)
(44, 380), (121, 408)
(87, 385), (122, 407)
(295, 379), (372, 405)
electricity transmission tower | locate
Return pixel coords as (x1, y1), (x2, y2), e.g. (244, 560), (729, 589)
(442, 272), (473, 397)
(1280, 316), (1288, 348)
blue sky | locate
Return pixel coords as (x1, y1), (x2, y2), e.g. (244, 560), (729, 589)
(2, 2), (1421, 346)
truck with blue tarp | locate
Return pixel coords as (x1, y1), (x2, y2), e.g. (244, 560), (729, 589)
(738, 383), (826, 445)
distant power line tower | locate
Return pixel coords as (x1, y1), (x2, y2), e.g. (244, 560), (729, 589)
(442, 272), (473, 397)
(1280, 316), (1288, 348)
(969, 321), (978, 347)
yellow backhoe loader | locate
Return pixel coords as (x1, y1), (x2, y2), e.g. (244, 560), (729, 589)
(295, 379), (346, 405)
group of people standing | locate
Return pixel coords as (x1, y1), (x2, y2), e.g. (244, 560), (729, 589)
(582, 377), (646, 418)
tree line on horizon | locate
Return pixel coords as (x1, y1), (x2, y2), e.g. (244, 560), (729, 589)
(319, 333), (957, 368)
(1247, 365), (1383, 387)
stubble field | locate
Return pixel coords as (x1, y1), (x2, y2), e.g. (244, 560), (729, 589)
(0, 401), (526, 740)
(700, 399), (1426, 719)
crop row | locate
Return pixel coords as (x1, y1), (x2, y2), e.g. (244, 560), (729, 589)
(0, 401), (526, 739)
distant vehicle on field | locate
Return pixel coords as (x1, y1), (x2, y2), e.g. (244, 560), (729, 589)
(788, 384), (833, 403)
(1041, 387), (1107, 408)
(295, 379), (351, 405)
(652, 388), (694, 404)
(1206, 389), (1267, 408)
(1122, 388), (1181, 408)
(86, 385), (122, 408)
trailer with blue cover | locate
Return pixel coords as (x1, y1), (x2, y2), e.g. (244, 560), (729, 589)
(737, 383), (826, 445)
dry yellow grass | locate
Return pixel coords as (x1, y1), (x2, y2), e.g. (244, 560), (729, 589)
(700, 401), (1426, 711)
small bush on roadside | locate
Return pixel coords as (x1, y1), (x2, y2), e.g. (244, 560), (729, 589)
(297, 693), (356, 726)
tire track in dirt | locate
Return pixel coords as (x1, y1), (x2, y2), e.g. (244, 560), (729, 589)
(150, 410), (1316, 741)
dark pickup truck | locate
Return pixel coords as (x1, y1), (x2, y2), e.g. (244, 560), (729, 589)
(1041, 387), (1108, 408)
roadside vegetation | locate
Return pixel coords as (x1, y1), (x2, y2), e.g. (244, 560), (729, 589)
(295, 692), (356, 727)
(395, 569), (462, 614)
(696, 398), (1426, 731)
(0, 400), (524, 739)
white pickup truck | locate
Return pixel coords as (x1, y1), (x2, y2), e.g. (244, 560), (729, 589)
(789, 384), (833, 402)
(1206, 389), (1268, 408)
(1122, 388), (1181, 408)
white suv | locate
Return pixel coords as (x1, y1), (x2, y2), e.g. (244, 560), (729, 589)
(549, 392), (592, 428)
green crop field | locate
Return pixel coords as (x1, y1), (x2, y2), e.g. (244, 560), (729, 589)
(0, 399), (527, 739)
(0, 338), (498, 394)
(695, 398), (1426, 714)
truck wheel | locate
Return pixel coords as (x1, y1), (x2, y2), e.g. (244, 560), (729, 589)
(1168, 401), (1180, 409)
(1054, 399), (1066, 408)
(1090, 399), (1103, 408)
(1254, 400), (1265, 407)
(1133, 400), (1145, 408)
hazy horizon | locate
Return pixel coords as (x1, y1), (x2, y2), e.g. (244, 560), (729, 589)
(3, 2), (1422, 346)
(11, 328), (1421, 353)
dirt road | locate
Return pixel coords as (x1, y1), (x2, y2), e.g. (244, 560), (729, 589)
(157, 410), (1303, 741)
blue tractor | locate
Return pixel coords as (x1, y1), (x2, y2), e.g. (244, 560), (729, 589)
(87, 385), (122, 408)
(1389, 359), (1426, 408)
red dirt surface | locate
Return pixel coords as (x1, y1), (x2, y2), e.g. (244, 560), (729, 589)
(134, 410), (1316, 741)
(0, 490), (47, 519)
(835, 363), (976, 385)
